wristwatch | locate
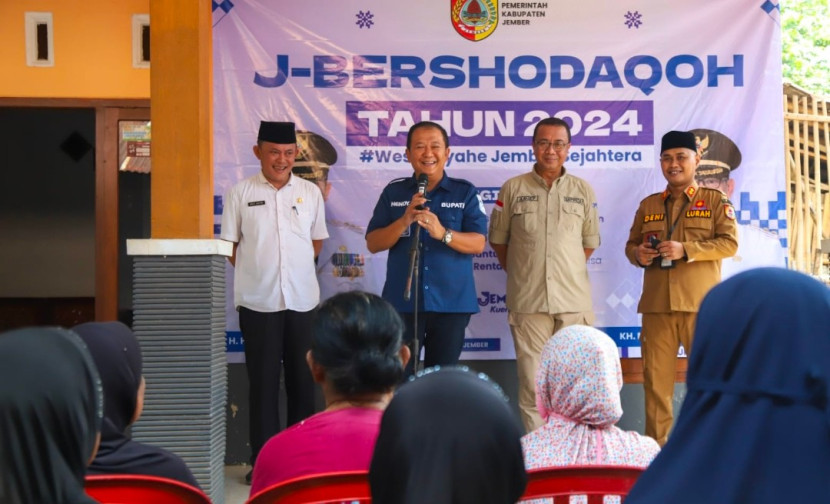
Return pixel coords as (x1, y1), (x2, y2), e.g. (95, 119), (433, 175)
(442, 229), (453, 245)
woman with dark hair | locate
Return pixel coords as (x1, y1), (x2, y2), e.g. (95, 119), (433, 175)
(626, 268), (830, 503)
(72, 321), (200, 488)
(0, 327), (103, 504)
(250, 291), (410, 495)
(370, 367), (527, 504)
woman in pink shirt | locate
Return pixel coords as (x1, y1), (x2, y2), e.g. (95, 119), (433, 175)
(249, 291), (410, 496)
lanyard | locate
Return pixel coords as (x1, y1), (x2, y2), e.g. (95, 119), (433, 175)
(664, 195), (689, 240)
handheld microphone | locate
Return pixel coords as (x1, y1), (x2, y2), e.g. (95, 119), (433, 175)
(405, 174), (429, 301)
(415, 173), (428, 209)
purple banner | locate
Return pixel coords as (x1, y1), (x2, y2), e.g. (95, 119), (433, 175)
(346, 100), (654, 147)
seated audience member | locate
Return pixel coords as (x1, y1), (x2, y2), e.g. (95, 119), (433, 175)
(626, 268), (830, 503)
(522, 325), (659, 468)
(370, 367), (527, 504)
(250, 291), (410, 495)
(72, 321), (200, 488)
(0, 327), (103, 504)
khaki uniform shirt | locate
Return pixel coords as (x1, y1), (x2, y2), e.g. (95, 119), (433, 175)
(489, 168), (601, 314)
(625, 184), (738, 313)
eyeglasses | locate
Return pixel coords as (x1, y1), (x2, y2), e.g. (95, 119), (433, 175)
(534, 140), (570, 151)
(696, 177), (728, 189)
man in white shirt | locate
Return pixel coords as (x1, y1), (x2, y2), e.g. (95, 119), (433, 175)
(220, 121), (328, 482)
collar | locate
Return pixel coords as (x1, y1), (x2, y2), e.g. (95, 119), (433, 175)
(661, 182), (699, 201)
(256, 171), (294, 188)
(411, 172), (449, 193)
(531, 165), (567, 186)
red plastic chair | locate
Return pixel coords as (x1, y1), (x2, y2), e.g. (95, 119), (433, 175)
(520, 465), (645, 503)
(244, 466), (643, 504)
(84, 474), (212, 504)
(245, 471), (371, 504)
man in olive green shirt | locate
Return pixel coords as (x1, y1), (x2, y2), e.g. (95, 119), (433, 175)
(489, 117), (601, 432)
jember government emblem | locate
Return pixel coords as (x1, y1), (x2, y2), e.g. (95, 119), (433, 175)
(451, 0), (498, 41)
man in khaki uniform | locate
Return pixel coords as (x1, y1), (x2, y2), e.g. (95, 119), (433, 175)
(490, 117), (601, 432)
(625, 130), (738, 446)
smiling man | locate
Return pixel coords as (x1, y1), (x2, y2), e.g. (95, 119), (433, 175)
(220, 121), (328, 483)
(366, 121), (487, 376)
(488, 117), (601, 433)
(624, 130), (738, 446)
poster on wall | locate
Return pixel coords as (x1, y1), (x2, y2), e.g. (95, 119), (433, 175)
(119, 120), (151, 173)
(213, 0), (787, 362)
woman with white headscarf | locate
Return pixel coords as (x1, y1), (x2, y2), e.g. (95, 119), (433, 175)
(522, 325), (659, 468)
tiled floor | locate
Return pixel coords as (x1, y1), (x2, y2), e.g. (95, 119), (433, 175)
(225, 464), (253, 504)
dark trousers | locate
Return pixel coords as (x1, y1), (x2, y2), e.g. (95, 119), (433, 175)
(401, 312), (471, 377)
(239, 307), (316, 464)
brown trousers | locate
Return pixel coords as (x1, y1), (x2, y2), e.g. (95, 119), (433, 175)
(640, 311), (696, 446)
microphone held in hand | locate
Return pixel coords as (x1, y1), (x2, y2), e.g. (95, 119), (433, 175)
(404, 174), (429, 301)
(415, 173), (428, 210)
(409, 174), (428, 254)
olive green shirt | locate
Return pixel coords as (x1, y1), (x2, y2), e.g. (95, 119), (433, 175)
(489, 169), (600, 314)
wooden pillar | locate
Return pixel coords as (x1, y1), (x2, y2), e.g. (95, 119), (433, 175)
(133, 3), (226, 501)
(95, 107), (119, 320)
(149, 0), (213, 238)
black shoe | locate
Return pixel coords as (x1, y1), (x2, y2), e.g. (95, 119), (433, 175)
(245, 469), (253, 485)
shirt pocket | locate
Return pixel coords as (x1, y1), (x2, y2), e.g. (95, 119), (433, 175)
(511, 201), (538, 236)
(640, 221), (665, 243)
(290, 204), (313, 237)
(241, 201), (275, 236)
(435, 208), (460, 232)
(683, 217), (714, 241)
(560, 199), (585, 233)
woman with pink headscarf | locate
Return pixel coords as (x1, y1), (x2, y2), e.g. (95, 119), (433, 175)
(522, 325), (659, 469)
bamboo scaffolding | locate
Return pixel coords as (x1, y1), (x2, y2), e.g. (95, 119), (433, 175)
(783, 83), (829, 282)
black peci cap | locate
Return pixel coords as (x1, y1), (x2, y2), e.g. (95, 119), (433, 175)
(258, 121), (296, 144)
(660, 130), (698, 154)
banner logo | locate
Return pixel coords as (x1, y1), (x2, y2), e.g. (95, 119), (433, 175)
(451, 0), (498, 41)
(477, 291), (507, 312)
(477, 187), (500, 203)
(330, 250), (365, 279)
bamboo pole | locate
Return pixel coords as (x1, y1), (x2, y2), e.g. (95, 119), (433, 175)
(822, 99), (830, 278)
(812, 96), (823, 275)
(784, 94), (794, 268)
(825, 191), (830, 236)
(802, 96), (815, 272)
(822, 99), (830, 241)
(793, 96), (806, 271)
(785, 112), (830, 123)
